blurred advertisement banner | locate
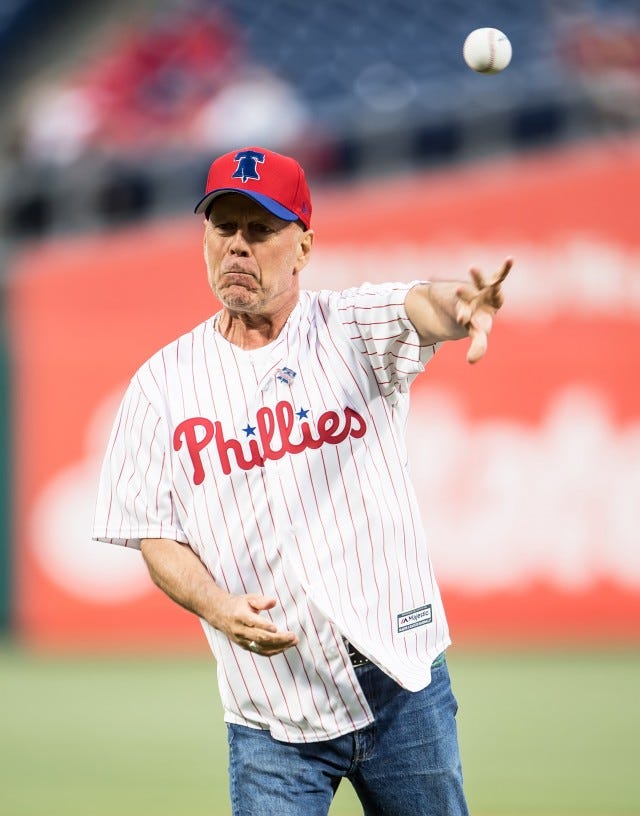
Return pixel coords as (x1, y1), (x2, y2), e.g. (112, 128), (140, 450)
(7, 137), (640, 648)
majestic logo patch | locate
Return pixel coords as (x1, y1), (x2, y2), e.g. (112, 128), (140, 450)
(397, 604), (433, 633)
(232, 149), (265, 183)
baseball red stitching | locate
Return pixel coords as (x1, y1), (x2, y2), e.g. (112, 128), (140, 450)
(487, 28), (496, 72)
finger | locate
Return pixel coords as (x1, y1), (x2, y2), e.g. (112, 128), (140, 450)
(244, 595), (279, 632)
(242, 616), (279, 636)
(470, 267), (485, 291)
(471, 310), (493, 335)
(466, 326), (488, 364)
(244, 631), (298, 655)
(259, 643), (298, 657)
(475, 280), (504, 311)
(489, 256), (513, 287)
(242, 619), (298, 643)
(459, 297), (495, 330)
(257, 635), (299, 656)
(217, 596), (283, 644)
(247, 594), (277, 612)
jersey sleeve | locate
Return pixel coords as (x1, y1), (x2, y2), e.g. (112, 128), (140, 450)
(335, 281), (439, 395)
(92, 377), (188, 549)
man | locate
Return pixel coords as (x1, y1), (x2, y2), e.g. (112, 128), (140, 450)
(93, 146), (511, 816)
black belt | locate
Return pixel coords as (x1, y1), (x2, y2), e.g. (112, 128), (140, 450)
(345, 641), (447, 670)
(345, 640), (370, 667)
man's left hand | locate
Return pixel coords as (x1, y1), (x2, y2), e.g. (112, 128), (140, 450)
(455, 256), (513, 364)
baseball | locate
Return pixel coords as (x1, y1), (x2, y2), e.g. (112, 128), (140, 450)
(463, 28), (512, 74)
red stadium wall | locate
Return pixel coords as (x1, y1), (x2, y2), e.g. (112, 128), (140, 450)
(7, 136), (640, 650)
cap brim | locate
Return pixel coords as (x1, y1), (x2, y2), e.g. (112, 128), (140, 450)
(194, 189), (299, 222)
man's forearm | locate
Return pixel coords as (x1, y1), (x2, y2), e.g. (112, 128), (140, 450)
(140, 537), (229, 628)
(140, 538), (298, 654)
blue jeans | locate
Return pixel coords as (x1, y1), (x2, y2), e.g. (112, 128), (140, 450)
(227, 655), (469, 816)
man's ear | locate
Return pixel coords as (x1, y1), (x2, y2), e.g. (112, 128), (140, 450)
(295, 229), (314, 273)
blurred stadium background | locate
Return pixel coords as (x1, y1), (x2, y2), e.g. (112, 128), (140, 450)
(1, 0), (640, 814)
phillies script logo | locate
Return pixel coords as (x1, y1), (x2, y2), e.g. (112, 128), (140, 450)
(173, 400), (367, 484)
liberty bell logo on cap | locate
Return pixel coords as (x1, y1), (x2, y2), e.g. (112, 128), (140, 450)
(231, 150), (265, 183)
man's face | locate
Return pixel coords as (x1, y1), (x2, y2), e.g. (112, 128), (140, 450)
(204, 193), (313, 315)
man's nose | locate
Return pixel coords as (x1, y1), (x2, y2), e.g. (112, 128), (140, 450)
(229, 229), (250, 255)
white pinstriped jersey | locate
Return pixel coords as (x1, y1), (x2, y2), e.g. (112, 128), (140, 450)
(93, 282), (451, 743)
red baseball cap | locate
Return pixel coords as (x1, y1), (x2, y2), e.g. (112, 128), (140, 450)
(194, 146), (312, 228)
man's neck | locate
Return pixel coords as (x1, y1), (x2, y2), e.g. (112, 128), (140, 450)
(216, 303), (297, 349)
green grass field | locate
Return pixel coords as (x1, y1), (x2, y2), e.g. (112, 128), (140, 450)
(1, 644), (639, 816)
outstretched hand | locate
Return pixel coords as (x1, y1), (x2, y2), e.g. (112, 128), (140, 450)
(455, 257), (513, 363)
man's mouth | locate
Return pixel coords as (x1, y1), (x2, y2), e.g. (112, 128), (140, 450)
(221, 271), (257, 290)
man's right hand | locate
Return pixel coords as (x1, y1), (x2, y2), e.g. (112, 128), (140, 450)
(213, 592), (299, 656)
